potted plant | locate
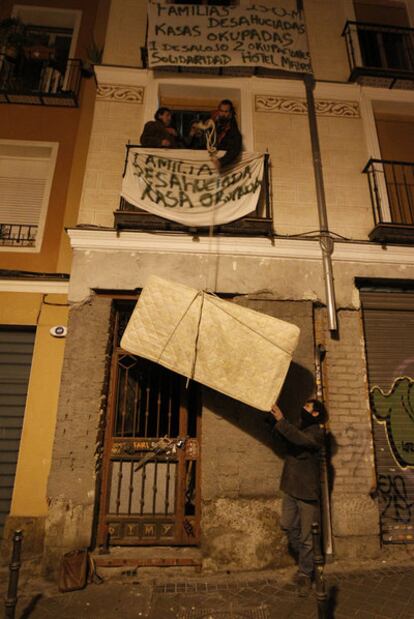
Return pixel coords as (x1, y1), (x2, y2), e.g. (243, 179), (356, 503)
(82, 36), (103, 78)
(0, 17), (32, 59)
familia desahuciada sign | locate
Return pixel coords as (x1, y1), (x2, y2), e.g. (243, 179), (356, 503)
(121, 149), (265, 227)
(147, 0), (312, 73)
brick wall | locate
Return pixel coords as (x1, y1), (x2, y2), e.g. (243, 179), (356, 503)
(315, 307), (380, 558)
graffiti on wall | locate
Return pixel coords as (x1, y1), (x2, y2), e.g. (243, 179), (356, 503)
(371, 377), (414, 539)
(377, 474), (413, 524)
(371, 377), (414, 469)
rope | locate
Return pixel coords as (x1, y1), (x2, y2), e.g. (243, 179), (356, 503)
(192, 118), (217, 156)
(155, 288), (292, 391)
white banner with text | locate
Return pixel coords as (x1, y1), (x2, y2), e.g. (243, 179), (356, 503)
(147, 1), (311, 73)
(121, 148), (265, 226)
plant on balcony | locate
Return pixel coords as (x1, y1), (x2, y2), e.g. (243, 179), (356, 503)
(0, 17), (32, 59)
(0, 18), (56, 62)
(82, 36), (103, 78)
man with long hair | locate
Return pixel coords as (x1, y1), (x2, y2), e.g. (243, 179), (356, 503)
(187, 99), (243, 170)
(211, 99), (242, 169)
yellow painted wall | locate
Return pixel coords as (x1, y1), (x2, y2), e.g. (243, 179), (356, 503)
(0, 0), (106, 274)
(0, 292), (68, 517)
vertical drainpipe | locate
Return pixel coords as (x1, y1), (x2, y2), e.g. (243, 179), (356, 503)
(304, 74), (338, 333)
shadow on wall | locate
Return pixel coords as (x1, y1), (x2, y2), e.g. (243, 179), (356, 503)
(199, 361), (327, 571)
(198, 356), (338, 505)
(202, 360), (317, 452)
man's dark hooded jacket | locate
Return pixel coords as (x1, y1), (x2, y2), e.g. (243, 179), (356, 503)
(273, 415), (324, 501)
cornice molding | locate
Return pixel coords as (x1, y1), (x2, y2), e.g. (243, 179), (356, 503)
(97, 83), (144, 104)
(67, 229), (414, 266)
(94, 65), (148, 88)
(255, 95), (360, 118)
(0, 279), (69, 293)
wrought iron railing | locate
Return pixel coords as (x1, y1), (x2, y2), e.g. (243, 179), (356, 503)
(0, 54), (82, 106)
(342, 21), (414, 84)
(116, 147), (273, 236)
(0, 223), (38, 247)
(363, 159), (414, 226)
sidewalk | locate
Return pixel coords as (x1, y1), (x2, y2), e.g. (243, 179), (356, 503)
(3, 555), (414, 619)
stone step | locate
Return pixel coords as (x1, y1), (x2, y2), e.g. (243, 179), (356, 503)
(92, 545), (203, 576)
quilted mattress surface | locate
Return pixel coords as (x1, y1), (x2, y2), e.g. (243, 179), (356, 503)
(121, 276), (300, 411)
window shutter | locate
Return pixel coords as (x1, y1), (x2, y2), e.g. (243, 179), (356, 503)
(0, 145), (53, 227)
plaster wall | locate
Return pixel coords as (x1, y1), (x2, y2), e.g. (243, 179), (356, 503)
(102, 0), (146, 67)
(78, 98), (145, 226)
(77, 81), (374, 242)
(254, 108), (373, 239)
(200, 299), (315, 570)
(67, 245), (414, 309)
(43, 295), (112, 575)
(304, 0), (350, 82)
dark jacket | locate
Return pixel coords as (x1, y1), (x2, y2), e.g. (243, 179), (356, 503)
(140, 120), (180, 148)
(273, 417), (324, 501)
(216, 120), (242, 168)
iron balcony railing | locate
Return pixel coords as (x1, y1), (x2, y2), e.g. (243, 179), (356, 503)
(0, 54), (82, 106)
(363, 159), (414, 227)
(342, 21), (414, 87)
(115, 147), (273, 237)
(0, 223), (37, 247)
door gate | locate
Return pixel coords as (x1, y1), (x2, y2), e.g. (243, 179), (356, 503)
(97, 302), (201, 547)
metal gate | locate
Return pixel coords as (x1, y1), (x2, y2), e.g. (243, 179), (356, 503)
(97, 302), (201, 547)
(361, 289), (414, 543)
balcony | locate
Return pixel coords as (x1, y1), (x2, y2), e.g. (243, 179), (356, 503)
(0, 223), (37, 247)
(364, 159), (414, 244)
(114, 149), (273, 237)
(342, 21), (414, 89)
(0, 53), (82, 107)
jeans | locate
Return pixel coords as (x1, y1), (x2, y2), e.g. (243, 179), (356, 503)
(280, 493), (320, 578)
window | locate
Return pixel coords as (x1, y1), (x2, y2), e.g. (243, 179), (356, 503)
(158, 88), (241, 148)
(12, 5), (81, 60)
(353, 1), (413, 71)
(8, 6), (82, 93)
(0, 140), (58, 251)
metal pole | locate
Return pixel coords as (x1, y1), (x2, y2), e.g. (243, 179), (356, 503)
(4, 529), (23, 619)
(312, 522), (328, 619)
(304, 75), (338, 332)
(314, 345), (333, 559)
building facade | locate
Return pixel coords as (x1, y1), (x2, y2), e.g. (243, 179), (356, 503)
(3, 0), (414, 574)
(0, 0), (109, 558)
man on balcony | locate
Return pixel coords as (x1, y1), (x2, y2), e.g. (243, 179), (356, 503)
(140, 107), (181, 148)
(187, 99), (242, 171)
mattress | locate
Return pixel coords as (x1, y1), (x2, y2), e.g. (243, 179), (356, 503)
(121, 276), (300, 411)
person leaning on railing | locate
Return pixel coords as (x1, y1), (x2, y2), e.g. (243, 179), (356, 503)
(186, 99), (243, 171)
(140, 107), (182, 148)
